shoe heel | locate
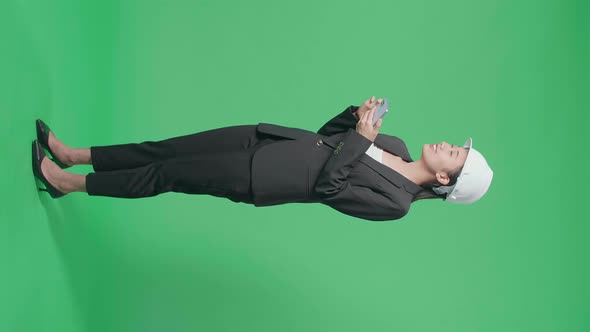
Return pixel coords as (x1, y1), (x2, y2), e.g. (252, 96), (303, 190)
(32, 140), (66, 198)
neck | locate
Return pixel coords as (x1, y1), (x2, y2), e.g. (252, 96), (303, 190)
(397, 159), (437, 186)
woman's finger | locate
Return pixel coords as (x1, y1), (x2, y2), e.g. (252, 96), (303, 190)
(367, 107), (376, 124)
(363, 106), (372, 122)
(360, 106), (369, 124)
(371, 99), (379, 108)
(358, 106), (367, 122)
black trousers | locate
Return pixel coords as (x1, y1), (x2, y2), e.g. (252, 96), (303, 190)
(85, 125), (280, 203)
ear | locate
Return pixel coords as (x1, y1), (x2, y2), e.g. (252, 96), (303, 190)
(435, 172), (450, 186)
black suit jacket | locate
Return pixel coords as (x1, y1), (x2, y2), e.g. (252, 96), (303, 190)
(250, 105), (425, 221)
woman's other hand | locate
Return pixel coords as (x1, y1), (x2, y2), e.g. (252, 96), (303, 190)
(354, 96), (383, 120)
(355, 105), (382, 142)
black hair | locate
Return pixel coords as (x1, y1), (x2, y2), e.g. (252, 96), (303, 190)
(412, 163), (463, 202)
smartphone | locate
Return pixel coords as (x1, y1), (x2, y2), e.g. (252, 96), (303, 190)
(372, 98), (389, 126)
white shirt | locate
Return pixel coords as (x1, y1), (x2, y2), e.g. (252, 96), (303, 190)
(365, 143), (384, 163)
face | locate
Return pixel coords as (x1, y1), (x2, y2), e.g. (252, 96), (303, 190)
(421, 141), (469, 186)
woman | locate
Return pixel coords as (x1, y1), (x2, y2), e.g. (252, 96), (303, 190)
(32, 97), (494, 221)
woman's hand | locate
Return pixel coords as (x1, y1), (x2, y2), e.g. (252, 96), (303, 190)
(355, 105), (382, 142)
(354, 96), (383, 120)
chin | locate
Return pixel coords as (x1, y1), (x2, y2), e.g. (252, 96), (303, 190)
(421, 144), (433, 164)
(422, 144), (430, 156)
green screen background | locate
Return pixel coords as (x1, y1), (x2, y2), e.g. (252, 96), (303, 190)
(1, 0), (588, 331)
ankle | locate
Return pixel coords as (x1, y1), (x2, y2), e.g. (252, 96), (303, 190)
(60, 147), (76, 166)
(68, 147), (92, 165)
(57, 173), (76, 194)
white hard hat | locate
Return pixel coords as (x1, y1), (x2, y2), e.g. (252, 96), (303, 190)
(432, 138), (494, 204)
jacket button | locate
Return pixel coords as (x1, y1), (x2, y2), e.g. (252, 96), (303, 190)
(316, 139), (323, 146)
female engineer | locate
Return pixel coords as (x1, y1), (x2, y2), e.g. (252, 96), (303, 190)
(32, 96), (494, 221)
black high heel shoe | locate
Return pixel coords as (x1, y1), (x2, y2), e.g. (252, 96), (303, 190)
(32, 139), (66, 198)
(36, 119), (71, 169)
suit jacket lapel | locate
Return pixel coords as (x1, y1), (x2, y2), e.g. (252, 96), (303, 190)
(368, 135), (423, 195)
(358, 155), (423, 195)
(324, 133), (423, 195)
(374, 134), (411, 162)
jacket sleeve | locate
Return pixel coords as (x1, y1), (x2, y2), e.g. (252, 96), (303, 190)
(316, 105), (360, 136)
(313, 128), (408, 221)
